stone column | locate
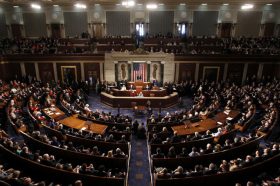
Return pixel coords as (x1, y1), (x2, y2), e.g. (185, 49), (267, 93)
(257, 63), (264, 80)
(175, 63), (180, 82)
(242, 63), (248, 85)
(34, 63), (40, 81)
(194, 63), (199, 82)
(223, 63), (228, 81)
(20, 62), (26, 77)
(53, 62), (58, 82)
(46, 24), (51, 37)
(100, 62), (104, 81)
(80, 62), (85, 81)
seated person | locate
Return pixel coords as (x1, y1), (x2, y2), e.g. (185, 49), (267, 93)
(138, 92), (144, 97)
(130, 84), (135, 90)
(121, 85), (127, 91)
(145, 84), (150, 90)
(157, 168), (171, 179)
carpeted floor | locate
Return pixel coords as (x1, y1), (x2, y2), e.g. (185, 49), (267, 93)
(87, 93), (193, 186)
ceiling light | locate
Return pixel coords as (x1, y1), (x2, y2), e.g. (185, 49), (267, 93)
(95, 4), (100, 6)
(13, 5), (19, 8)
(75, 3), (87, 9)
(159, 3), (164, 6)
(146, 4), (158, 9)
(31, 3), (41, 9)
(201, 3), (207, 5)
(180, 3), (186, 6)
(266, 4), (272, 6)
(122, 1), (135, 7)
(241, 4), (254, 10)
(53, 5), (59, 7)
(223, 3), (229, 6)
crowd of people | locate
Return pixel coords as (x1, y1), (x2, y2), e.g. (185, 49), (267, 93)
(1, 135), (126, 179)
(1, 36), (279, 56)
(186, 36), (280, 55)
(154, 144), (279, 179)
(31, 130), (128, 158)
(0, 163), (83, 186)
(151, 134), (258, 158)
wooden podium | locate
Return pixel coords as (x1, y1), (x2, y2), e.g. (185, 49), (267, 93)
(127, 81), (152, 89)
(136, 86), (142, 94)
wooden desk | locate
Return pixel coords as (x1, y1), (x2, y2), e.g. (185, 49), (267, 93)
(127, 81), (152, 88)
(111, 89), (167, 97)
(214, 110), (240, 123)
(43, 107), (65, 121)
(101, 92), (178, 108)
(59, 115), (107, 135)
(172, 119), (217, 136)
(171, 110), (240, 136)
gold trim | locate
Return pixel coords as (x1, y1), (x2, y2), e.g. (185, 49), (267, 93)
(60, 66), (77, 82)
(203, 66), (220, 82)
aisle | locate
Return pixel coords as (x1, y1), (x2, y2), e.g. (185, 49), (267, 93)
(128, 134), (151, 186)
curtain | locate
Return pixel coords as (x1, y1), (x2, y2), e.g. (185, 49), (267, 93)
(0, 13), (8, 38)
(106, 11), (130, 36)
(193, 11), (219, 36)
(64, 12), (88, 37)
(149, 11), (174, 35)
(23, 13), (47, 37)
(235, 11), (262, 37)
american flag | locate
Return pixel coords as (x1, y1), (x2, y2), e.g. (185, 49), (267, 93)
(132, 63), (146, 81)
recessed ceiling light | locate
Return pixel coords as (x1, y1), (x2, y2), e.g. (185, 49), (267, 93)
(201, 3), (207, 5)
(146, 3), (158, 9)
(75, 3), (87, 9)
(122, 1), (135, 7)
(223, 3), (229, 6)
(13, 5), (19, 8)
(241, 4), (254, 10)
(266, 3), (272, 6)
(53, 5), (59, 7)
(31, 3), (41, 9)
(180, 3), (186, 6)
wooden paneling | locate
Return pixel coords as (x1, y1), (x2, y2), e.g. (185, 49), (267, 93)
(0, 63), (21, 80)
(24, 63), (36, 78)
(84, 63), (100, 82)
(11, 24), (22, 38)
(263, 64), (280, 79)
(178, 63), (196, 81)
(264, 23), (275, 37)
(227, 63), (244, 84)
(221, 23), (232, 38)
(198, 63), (225, 82)
(247, 64), (259, 79)
(38, 63), (54, 82)
(56, 63), (81, 81)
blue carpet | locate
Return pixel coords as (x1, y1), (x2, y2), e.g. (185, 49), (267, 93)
(84, 94), (193, 186)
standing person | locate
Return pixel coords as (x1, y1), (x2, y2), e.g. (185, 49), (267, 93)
(132, 120), (139, 135)
(137, 122), (146, 139)
(95, 79), (100, 95)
